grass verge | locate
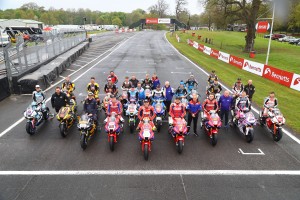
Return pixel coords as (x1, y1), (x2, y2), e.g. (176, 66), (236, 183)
(166, 32), (300, 133)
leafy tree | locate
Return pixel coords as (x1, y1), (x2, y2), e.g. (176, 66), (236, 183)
(112, 16), (122, 26)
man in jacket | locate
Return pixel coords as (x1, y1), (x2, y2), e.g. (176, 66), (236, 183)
(163, 81), (174, 114)
(187, 94), (202, 136)
(244, 80), (255, 102)
(51, 87), (69, 113)
(218, 90), (233, 127)
(84, 92), (98, 123)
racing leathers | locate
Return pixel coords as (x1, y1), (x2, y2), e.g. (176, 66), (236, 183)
(32, 90), (49, 119)
(142, 78), (153, 89)
(107, 100), (124, 122)
(62, 81), (75, 98)
(263, 97), (278, 116)
(138, 105), (156, 121)
(202, 98), (219, 120)
(104, 83), (118, 95)
(207, 83), (222, 95)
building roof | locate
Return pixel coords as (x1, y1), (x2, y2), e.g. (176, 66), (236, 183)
(0, 19), (43, 24)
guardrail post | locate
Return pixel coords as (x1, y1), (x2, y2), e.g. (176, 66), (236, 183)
(3, 45), (14, 94)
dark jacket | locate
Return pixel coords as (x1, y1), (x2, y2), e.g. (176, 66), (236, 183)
(164, 86), (174, 101)
(187, 99), (202, 115)
(218, 95), (233, 111)
(84, 98), (97, 115)
(130, 79), (139, 88)
(51, 92), (68, 109)
(244, 84), (255, 99)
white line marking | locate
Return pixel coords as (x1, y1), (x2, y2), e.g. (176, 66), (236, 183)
(164, 33), (300, 145)
(59, 75), (65, 79)
(126, 71), (147, 74)
(171, 72), (191, 74)
(180, 175), (188, 200)
(66, 69), (75, 72)
(0, 33), (139, 138)
(239, 148), (265, 155)
(0, 170), (300, 176)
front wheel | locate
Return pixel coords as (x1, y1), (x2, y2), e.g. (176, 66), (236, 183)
(26, 122), (35, 135)
(156, 121), (161, 132)
(59, 123), (67, 138)
(211, 134), (218, 146)
(144, 144), (149, 161)
(129, 121), (135, 134)
(177, 140), (183, 154)
(246, 129), (254, 143)
(80, 133), (88, 150)
(109, 135), (115, 151)
(273, 128), (282, 142)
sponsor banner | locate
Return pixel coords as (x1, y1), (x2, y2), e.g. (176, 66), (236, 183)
(263, 65), (294, 87)
(243, 59), (264, 76)
(256, 21), (270, 33)
(146, 18), (158, 24)
(203, 46), (211, 55)
(210, 49), (219, 59)
(218, 51), (230, 63)
(198, 44), (205, 52)
(290, 73), (300, 91)
(158, 18), (171, 24)
(193, 41), (199, 49)
(229, 55), (244, 69)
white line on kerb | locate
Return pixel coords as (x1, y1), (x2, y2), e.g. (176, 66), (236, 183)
(0, 170), (300, 176)
(0, 33), (139, 138)
(164, 33), (300, 145)
(239, 148), (265, 155)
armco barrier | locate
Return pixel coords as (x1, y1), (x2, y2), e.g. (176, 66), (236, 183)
(186, 38), (300, 92)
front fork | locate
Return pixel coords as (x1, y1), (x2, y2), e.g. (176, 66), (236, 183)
(142, 140), (151, 151)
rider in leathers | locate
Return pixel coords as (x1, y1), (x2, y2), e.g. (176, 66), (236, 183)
(169, 96), (186, 132)
(201, 93), (219, 125)
(32, 85), (49, 120)
(106, 95), (124, 123)
(233, 91), (251, 123)
(261, 91), (278, 123)
(127, 85), (139, 102)
(138, 99), (156, 122)
(185, 74), (198, 89)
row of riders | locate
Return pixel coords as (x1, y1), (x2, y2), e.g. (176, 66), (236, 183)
(24, 70), (285, 156)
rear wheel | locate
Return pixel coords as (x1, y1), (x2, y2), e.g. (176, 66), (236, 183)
(59, 123), (67, 137)
(273, 128), (282, 142)
(109, 135), (115, 151)
(246, 129), (254, 143)
(177, 140), (183, 154)
(80, 134), (88, 150)
(144, 144), (149, 161)
(211, 134), (218, 146)
(26, 122), (35, 135)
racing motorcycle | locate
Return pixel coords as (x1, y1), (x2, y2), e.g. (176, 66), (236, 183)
(126, 99), (139, 133)
(169, 117), (188, 154)
(138, 118), (155, 160)
(23, 101), (49, 135)
(259, 108), (285, 142)
(152, 98), (166, 132)
(56, 99), (77, 137)
(104, 112), (121, 151)
(202, 110), (222, 146)
(77, 114), (97, 150)
(232, 107), (256, 143)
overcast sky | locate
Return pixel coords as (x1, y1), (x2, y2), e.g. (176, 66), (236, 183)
(0, 0), (204, 15)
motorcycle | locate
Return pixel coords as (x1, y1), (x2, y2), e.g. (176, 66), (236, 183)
(138, 118), (155, 160)
(144, 86), (152, 102)
(169, 117), (188, 154)
(202, 110), (222, 146)
(152, 98), (166, 132)
(77, 114), (97, 150)
(232, 107), (256, 143)
(104, 112), (121, 151)
(126, 99), (139, 133)
(259, 108), (285, 142)
(56, 99), (77, 137)
(23, 101), (48, 135)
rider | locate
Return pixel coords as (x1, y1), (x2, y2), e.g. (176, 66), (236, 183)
(107, 71), (118, 85)
(206, 78), (222, 95)
(232, 78), (244, 98)
(62, 76), (75, 99)
(138, 99), (156, 122)
(152, 73), (160, 90)
(83, 92), (98, 123)
(32, 85), (49, 120)
(129, 75), (139, 88)
(175, 81), (188, 98)
(122, 76), (132, 90)
(136, 83), (146, 106)
(152, 84), (165, 100)
(142, 74), (153, 89)
(201, 93), (219, 125)
(169, 96), (186, 130)
(87, 77), (100, 105)
(233, 91), (251, 123)
(185, 74), (198, 90)
(261, 91), (278, 123)
(104, 78), (118, 95)
(207, 70), (218, 85)
(127, 85), (139, 102)
(106, 94), (124, 123)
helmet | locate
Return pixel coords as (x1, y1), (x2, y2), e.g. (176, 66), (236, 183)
(110, 94), (116, 98)
(88, 92), (94, 96)
(180, 80), (185, 85)
(175, 96), (181, 100)
(144, 99), (149, 103)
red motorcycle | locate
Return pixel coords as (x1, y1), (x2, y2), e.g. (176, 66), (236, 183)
(104, 112), (121, 151)
(202, 110), (222, 146)
(138, 118), (155, 160)
(169, 117), (188, 154)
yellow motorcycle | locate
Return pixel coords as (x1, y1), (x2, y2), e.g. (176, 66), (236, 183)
(56, 99), (77, 137)
(77, 114), (97, 150)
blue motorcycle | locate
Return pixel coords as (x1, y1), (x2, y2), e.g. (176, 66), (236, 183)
(152, 98), (166, 132)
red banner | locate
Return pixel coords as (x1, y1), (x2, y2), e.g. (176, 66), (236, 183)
(210, 49), (219, 59)
(146, 18), (158, 24)
(229, 55), (244, 69)
(256, 21), (270, 33)
(198, 44), (204, 52)
(263, 65), (294, 87)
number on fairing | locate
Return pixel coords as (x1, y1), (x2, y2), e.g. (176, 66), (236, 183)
(143, 130), (151, 138)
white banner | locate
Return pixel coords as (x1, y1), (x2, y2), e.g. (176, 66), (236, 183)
(158, 18), (171, 24)
(218, 51), (230, 63)
(290, 73), (300, 91)
(193, 41), (199, 49)
(203, 46), (211, 55)
(242, 59), (264, 76)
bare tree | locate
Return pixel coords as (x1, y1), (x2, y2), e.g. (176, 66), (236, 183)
(175, 0), (188, 21)
(149, 0), (170, 18)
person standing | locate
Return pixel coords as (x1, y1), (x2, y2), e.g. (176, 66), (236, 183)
(187, 94), (202, 136)
(51, 87), (69, 113)
(244, 80), (255, 102)
(163, 81), (174, 114)
(152, 73), (160, 90)
(218, 90), (233, 128)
